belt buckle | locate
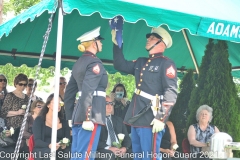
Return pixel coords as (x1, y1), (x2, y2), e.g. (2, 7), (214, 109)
(136, 89), (141, 95)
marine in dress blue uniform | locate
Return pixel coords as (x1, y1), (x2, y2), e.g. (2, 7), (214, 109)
(64, 27), (108, 160)
(112, 27), (178, 160)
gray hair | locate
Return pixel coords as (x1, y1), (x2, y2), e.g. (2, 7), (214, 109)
(196, 105), (213, 122)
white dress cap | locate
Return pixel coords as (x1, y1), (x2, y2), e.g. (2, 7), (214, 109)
(146, 27), (173, 48)
(77, 26), (103, 43)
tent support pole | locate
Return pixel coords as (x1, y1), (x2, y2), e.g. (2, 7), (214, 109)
(182, 29), (199, 74)
(51, 6), (64, 160)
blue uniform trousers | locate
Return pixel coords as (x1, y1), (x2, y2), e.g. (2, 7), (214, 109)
(71, 124), (101, 160)
(131, 127), (165, 160)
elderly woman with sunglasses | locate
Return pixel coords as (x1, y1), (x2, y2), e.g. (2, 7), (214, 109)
(0, 73), (29, 129)
(0, 74), (8, 112)
(21, 100), (45, 152)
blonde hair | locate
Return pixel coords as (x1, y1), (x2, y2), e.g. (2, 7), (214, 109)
(78, 41), (93, 52)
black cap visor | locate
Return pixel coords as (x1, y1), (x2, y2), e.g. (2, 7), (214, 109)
(95, 35), (104, 40)
(146, 33), (162, 40)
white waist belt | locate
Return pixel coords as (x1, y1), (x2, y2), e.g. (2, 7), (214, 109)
(78, 91), (106, 97)
(135, 89), (159, 100)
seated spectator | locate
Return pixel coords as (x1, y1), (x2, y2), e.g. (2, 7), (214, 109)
(96, 95), (132, 160)
(0, 74), (8, 113)
(0, 73), (29, 129)
(187, 105), (220, 160)
(26, 78), (43, 105)
(59, 76), (67, 119)
(32, 93), (70, 160)
(160, 121), (186, 160)
(21, 100), (45, 152)
(0, 118), (15, 160)
(110, 83), (131, 133)
(59, 77), (67, 101)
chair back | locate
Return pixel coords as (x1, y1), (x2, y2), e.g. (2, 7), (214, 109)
(28, 135), (34, 160)
(182, 138), (191, 153)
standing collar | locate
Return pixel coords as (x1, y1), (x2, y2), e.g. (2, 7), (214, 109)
(149, 53), (163, 58)
(83, 51), (96, 57)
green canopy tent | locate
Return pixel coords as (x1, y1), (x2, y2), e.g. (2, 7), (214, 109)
(0, 0), (240, 77)
(1, 0), (240, 157)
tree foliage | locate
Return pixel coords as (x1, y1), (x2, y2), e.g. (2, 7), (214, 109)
(0, 63), (69, 92)
(169, 69), (195, 151)
(107, 72), (135, 99)
(3, 0), (41, 15)
(187, 40), (240, 157)
(187, 39), (215, 126)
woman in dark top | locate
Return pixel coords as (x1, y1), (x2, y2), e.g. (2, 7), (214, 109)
(110, 83), (129, 119)
(0, 74), (8, 113)
(32, 94), (70, 160)
(21, 100), (44, 152)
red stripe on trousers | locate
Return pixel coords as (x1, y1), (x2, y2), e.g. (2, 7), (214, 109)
(86, 124), (98, 160)
(153, 133), (157, 160)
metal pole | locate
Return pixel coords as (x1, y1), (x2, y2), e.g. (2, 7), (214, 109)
(50, 6), (63, 160)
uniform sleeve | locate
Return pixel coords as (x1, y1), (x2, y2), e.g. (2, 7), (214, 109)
(0, 93), (13, 118)
(113, 44), (135, 75)
(64, 75), (78, 120)
(62, 120), (71, 140)
(33, 117), (49, 148)
(161, 59), (178, 104)
(155, 59), (178, 122)
(81, 61), (105, 120)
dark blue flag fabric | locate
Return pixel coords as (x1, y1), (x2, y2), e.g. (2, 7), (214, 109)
(109, 16), (124, 48)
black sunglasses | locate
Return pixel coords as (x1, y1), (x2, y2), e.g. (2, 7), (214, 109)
(59, 82), (67, 85)
(27, 84), (33, 87)
(36, 105), (42, 108)
(18, 83), (27, 87)
(0, 79), (7, 82)
(106, 101), (114, 106)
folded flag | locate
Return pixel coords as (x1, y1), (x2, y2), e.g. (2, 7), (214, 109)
(109, 16), (124, 48)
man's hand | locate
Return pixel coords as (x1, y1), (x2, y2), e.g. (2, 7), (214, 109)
(82, 121), (94, 131)
(150, 119), (165, 133)
(111, 30), (118, 45)
(109, 147), (120, 156)
(68, 120), (72, 128)
(119, 147), (127, 156)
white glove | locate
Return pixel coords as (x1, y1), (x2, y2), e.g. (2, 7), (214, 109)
(82, 121), (94, 131)
(68, 120), (72, 128)
(150, 119), (165, 133)
(111, 30), (118, 45)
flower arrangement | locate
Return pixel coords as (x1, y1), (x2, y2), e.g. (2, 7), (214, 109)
(21, 105), (26, 110)
(1, 127), (14, 138)
(172, 144), (179, 151)
(59, 137), (70, 146)
(60, 101), (64, 107)
(112, 133), (125, 148)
